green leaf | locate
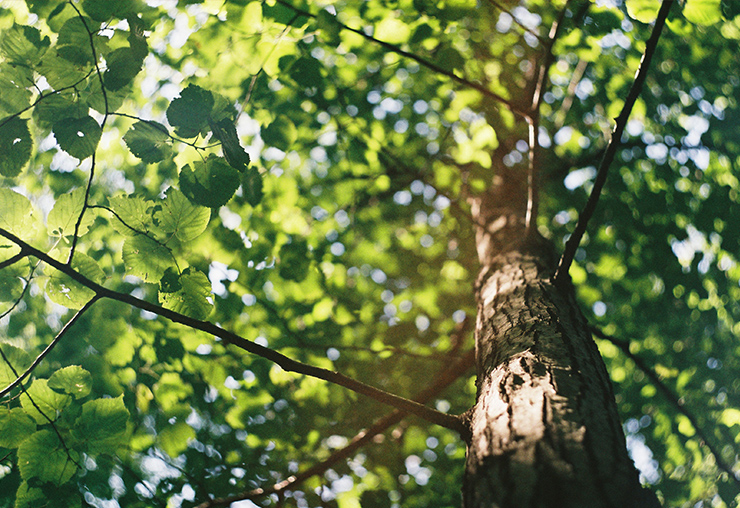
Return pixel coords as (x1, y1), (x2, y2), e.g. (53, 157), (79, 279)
(0, 343), (32, 388)
(82, 0), (134, 21)
(261, 115), (297, 151)
(0, 23), (49, 64)
(157, 420), (196, 457)
(72, 396), (129, 453)
(154, 187), (210, 242)
(104, 47), (145, 91)
(47, 187), (95, 238)
(48, 366), (93, 399)
(33, 93), (87, 130)
(158, 267), (213, 320)
(37, 49), (90, 90)
(316, 10), (341, 45)
(56, 17), (94, 66)
(45, 251), (104, 309)
(0, 265), (24, 302)
(0, 408), (36, 448)
(625, 0), (661, 23)
(0, 63), (33, 117)
(0, 117), (32, 177)
(18, 430), (79, 486)
(0, 189), (39, 261)
(14, 483), (46, 508)
(53, 116), (102, 160)
(279, 239), (311, 281)
(122, 234), (174, 283)
(108, 194), (156, 236)
(241, 167), (264, 207)
(20, 379), (71, 424)
(80, 75), (127, 114)
(683, 0), (722, 24)
(288, 57), (322, 88)
(123, 121), (172, 163)
(166, 84), (214, 138)
(180, 155), (240, 208)
(210, 118), (250, 172)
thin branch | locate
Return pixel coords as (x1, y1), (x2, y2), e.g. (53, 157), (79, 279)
(591, 327), (740, 486)
(485, 0), (546, 44)
(0, 297), (99, 399)
(0, 250), (27, 271)
(197, 347), (475, 507)
(554, 0), (672, 284)
(526, 0), (577, 233)
(67, 1), (109, 264)
(0, 227), (466, 435)
(272, 0), (524, 117)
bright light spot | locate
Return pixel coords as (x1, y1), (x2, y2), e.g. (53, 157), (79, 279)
(415, 314), (430, 331)
(327, 348), (340, 361)
(593, 301), (607, 317)
(564, 167), (596, 190)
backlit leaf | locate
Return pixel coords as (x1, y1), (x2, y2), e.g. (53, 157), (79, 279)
(108, 194), (156, 236)
(20, 379), (71, 425)
(166, 84), (214, 138)
(72, 396), (129, 453)
(154, 187), (210, 242)
(123, 120), (172, 163)
(0, 64), (33, 117)
(625, 0), (661, 23)
(47, 187), (95, 238)
(53, 115), (102, 160)
(0, 24), (49, 64)
(0, 408), (36, 448)
(48, 366), (93, 399)
(104, 47), (145, 91)
(683, 0), (722, 25)
(0, 344), (31, 389)
(45, 251), (104, 309)
(56, 17), (94, 66)
(0, 189), (39, 261)
(0, 117), (32, 177)
(158, 267), (213, 320)
(18, 430), (79, 485)
(180, 155), (240, 208)
(122, 234), (174, 283)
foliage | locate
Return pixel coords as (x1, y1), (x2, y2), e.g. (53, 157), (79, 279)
(0, 0), (738, 507)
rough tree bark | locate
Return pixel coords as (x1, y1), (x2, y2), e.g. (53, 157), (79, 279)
(461, 176), (661, 508)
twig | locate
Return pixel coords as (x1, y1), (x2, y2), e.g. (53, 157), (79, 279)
(272, 0), (524, 117)
(0, 297), (99, 399)
(0, 227), (466, 435)
(591, 327), (740, 486)
(554, 0), (672, 283)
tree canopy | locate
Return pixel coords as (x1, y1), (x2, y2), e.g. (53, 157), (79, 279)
(0, 0), (738, 507)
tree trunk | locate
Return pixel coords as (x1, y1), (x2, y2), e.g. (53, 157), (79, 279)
(462, 187), (659, 508)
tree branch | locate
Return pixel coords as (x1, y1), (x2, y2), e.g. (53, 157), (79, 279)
(554, 0), (672, 284)
(0, 227), (467, 435)
(273, 0), (525, 116)
(0, 297), (99, 399)
(591, 327), (740, 486)
(197, 347), (476, 507)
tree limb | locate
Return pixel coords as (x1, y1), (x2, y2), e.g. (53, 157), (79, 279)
(591, 326), (740, 486)
(197, 347), (476, 507)
(554, 0), (672, 284)
(0, 227), (467, 435)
